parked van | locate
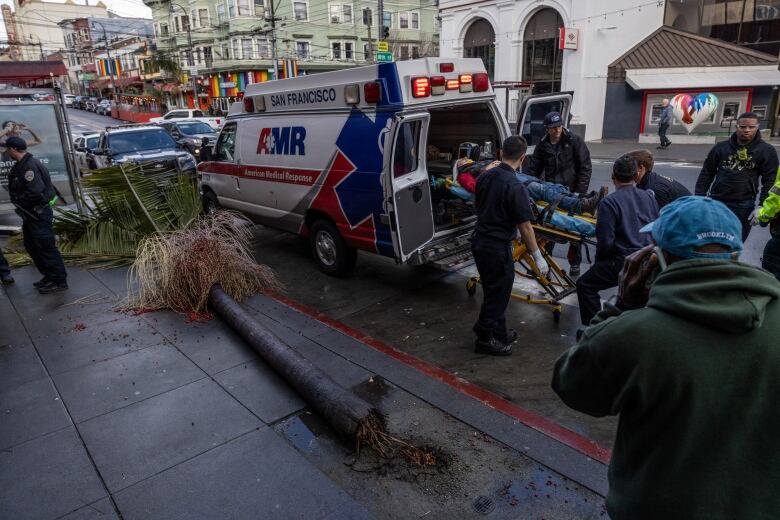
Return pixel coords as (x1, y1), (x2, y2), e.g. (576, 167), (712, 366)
(198, 58), (567, 275)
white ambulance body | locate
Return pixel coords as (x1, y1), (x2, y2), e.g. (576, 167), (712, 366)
(198, 58), (568, 275)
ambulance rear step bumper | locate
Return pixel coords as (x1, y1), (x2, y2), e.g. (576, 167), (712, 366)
(408, 225), (475, 270)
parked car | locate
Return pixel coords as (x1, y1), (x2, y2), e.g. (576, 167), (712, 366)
(157, 120), (217, 160)
(64, 94), (76, 107)
(73, 133), (101, 174)
(85, 101), (97, 112)
(89, 124), (197, 175)
(149, 109), (222, 130)
(96, 100), (112, 116)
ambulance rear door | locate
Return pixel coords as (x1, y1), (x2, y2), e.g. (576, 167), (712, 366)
(383, 112), (434, 262)
(515, 91), (573, 151)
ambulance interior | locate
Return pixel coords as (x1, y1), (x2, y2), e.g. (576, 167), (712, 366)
(425, 102), (502, 231)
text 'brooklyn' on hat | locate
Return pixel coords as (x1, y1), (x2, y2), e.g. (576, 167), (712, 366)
(4, 136), (27, 150)
(640, 196), (743, 260)
(544, 112), (563, 128)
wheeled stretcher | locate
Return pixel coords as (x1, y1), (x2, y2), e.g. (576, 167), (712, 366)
(466, 209), (597, 322)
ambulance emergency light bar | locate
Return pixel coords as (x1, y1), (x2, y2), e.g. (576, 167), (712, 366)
(241, 65), (490, 112)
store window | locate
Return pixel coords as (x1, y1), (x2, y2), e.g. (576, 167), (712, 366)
(463, 18), (495, 81)
(522, 8), (563, 94)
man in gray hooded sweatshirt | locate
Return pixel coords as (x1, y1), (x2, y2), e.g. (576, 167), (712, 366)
(553, 196), (780, 520)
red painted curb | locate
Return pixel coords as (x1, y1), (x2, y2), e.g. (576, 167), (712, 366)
(268, 292), (612, 465)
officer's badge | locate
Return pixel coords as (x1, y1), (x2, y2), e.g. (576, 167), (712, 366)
(24, 170), (34, 182)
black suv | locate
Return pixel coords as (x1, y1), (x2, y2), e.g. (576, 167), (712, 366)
(88, 124), (197, 175)
(158, 121), (218, 161)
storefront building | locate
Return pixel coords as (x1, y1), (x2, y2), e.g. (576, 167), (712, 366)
(440, 0), (780, 141)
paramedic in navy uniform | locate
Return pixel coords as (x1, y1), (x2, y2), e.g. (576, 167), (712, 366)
(471, 136), (550, 356)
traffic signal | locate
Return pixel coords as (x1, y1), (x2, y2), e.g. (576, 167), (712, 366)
(382, 25), (390, 39)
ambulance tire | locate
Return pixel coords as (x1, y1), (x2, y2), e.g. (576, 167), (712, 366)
(310, 220), (357, 276)
(202, 190), (220, 215)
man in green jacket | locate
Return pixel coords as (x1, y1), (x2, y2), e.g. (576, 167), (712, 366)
(552, 196), (780, 520)
(751, 165), (780, 280)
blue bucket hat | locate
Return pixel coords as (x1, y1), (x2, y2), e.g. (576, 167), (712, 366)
(640, 196), (743, 260)
(544, 111), (563, 128)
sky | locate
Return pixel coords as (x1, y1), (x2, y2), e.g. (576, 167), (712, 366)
(0, 0), (153, 42)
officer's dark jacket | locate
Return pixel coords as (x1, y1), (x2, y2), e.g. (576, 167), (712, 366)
(637, 170), (691, 209)
(8, 153), (56, 210)
(526, 129), (592, 194)
(694, 133), (779, 204)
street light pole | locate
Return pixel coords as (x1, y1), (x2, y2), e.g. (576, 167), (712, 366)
(91, 21), (118, 101)
(268, 0), (279, 80)
(170, 2), (198, 108)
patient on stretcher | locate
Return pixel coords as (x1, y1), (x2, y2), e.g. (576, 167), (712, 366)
(437, 159), (603, 237)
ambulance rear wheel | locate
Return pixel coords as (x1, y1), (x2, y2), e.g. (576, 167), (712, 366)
(310, 220), (357, 277)
(203, 190), (219, 215)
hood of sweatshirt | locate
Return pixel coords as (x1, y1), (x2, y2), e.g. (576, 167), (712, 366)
(729, 131), (764, 152)
(647, 259), (780, 334)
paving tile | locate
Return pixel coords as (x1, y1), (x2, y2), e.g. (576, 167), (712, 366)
(0, 427), (107, 520)
(113, 428), (364, 520)
(213, 358), (305, 424)
(88, 267), (133, 297)
(0, 339), (47, 394)
(59, 498), (119, 520)
(79, 378), (261, 492)
(143, 311), (259, 375)
(53, 343), (205, 423)
(35, 315), (166, 375)
(245, 294), (334, 337)
(0, 377), (71, 450)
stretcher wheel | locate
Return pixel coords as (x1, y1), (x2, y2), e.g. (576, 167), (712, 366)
(466, 278), (478, 296)
(552, 308), (561, 323)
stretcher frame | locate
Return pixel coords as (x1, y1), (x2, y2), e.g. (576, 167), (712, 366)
(466, 218), (597, 323)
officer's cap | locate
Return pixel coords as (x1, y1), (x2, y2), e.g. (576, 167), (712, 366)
(4, 136), (27, 151)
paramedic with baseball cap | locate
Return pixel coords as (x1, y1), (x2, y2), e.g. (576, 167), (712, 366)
(5, 136), (68, 294)
(553, 196), (780, 520)
(526, 111), (593, 277)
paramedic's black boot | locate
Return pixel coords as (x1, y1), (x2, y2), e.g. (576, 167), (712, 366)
(33, 276), (50, 288)
(496, 328), (518, 346)
(1, 272), (14, 285)
(475, 337), (512, 356)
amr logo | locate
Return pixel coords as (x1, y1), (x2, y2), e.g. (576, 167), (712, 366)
(257, 127), (307, 155)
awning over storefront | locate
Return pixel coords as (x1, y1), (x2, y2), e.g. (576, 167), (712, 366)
(626, 66), (780, 90)
(0, 61), (68, 82)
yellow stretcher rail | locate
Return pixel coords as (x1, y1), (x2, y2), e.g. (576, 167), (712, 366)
(466, 221), (595, 323)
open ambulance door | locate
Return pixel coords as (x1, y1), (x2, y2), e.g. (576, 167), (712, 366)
(383, 112), (435, 263)
(515, 91), (574, 152)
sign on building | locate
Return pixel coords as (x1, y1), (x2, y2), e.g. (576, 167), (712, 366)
(375, 51), (393, 63)
(559, 27), (579, 50)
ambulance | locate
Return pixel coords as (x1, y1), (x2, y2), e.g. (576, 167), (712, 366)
(197, 58), (572, 275)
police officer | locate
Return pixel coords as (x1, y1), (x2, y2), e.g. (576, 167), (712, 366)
(628, 149), (691, 208)
(472, 136), (550, 356)
(526, 111), (593, 276)
(5, 136), (68, 294)
(751, 165), (780, 281)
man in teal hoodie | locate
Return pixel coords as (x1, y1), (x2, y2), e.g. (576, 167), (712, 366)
(552, 196), (780, 519)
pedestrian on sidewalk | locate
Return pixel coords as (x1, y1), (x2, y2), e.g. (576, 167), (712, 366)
(575, 155), (657, 328)
(471, 135), (550, 356)
(553, 196), (780, 520)
(751, 165), (780, 281)
(694, 112), (778, 241)
(628, 149), (690, 208)
(4, 136), (68, 294)
(0, 249), (14, 284)
(657, 98), (673, 150)
(526, 111), (592, 276)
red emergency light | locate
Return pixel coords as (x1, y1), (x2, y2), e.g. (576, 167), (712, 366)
(473, 73), (490, 92)
(411, 76), (430, 98)
(364, 81), (381, 103)
(243, 96), (254, 112)
(430, 76), (445, 96)
(439, 62), (454, 73)
(459, 74), (473, 93)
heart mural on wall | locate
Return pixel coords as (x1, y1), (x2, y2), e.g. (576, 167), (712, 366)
(670, 93), (719, 133)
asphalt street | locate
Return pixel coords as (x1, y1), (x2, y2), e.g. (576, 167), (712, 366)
(66, 107), (117, 135)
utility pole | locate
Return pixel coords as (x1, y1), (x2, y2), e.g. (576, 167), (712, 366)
(268, 0), (279, 80)
(366, 13), (373, 64)
(376, 0), (383, 60)
(170, 2), (198, 107)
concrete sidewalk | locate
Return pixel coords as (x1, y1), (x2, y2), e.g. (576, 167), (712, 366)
(587, 140), (712, 164)
(0, 265), (608, 519)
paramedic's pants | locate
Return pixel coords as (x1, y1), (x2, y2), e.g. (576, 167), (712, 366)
(763, 237), (780, 282)
(472, 237), (514, 342)
(576, 257), (623, 326)
(723, 201), (753, 242)
(22, 207), (67, 284)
